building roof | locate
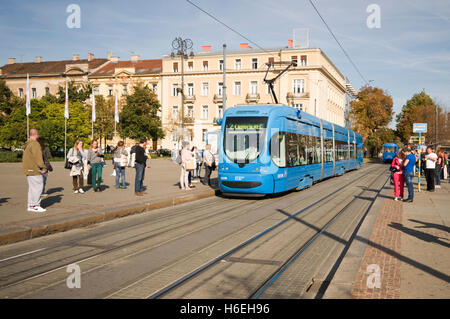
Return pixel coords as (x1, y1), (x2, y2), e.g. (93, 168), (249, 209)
(90, 59), (162, 76)
(0, 58), (108, 78)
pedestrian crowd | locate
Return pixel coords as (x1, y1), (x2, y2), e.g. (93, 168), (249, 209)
(391, 146), (449, 203)
(22, 129), (217, 213)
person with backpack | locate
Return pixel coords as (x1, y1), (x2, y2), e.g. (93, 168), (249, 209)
(132, 139), (147, 196)
(402, 148), (416, 203)
(112, 141), (128, 189)
(201, 144), (215, 187)
(67, 139), (87, 194)
(391, 150), (404, 201)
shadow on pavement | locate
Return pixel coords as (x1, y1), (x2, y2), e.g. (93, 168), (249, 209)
(46, 187), (64, 195)
(409, 219), (450, 233)
(0, 197), (10, 205)
(389, 222), (450, 249)
(41, 194), (63, 208)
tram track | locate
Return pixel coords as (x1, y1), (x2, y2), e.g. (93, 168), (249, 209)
(147, 164), (387, 299)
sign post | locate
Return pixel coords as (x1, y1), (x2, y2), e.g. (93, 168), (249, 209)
(413, 123), (427, 192)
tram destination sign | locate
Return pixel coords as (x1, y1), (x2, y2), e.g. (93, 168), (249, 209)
(413, 123), (427, 133)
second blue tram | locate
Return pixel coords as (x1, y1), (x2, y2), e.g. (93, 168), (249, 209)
(217, 105), (363, 195)
(381, 143), (399, 163)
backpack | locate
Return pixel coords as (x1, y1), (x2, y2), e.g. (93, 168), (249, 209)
(175, 151), (182, 165)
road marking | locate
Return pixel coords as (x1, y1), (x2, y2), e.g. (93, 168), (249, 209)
(0, 248), (48, 263)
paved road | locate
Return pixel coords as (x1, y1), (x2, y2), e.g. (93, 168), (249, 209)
(0, 163), (388, 299)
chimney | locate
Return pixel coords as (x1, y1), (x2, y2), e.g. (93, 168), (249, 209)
(288, 39), (293, 48)
(8, 58), (15, 64)
(88, 53), (94, 61)
(130, 55), (139, 62)
(107, 51), (113, 60)
(35, 56), (42, 63)
(240, 43), (252, 49)
(110, 56), (120, 63)
(202, 45), (211, 51)
(72, 54), (80, 61)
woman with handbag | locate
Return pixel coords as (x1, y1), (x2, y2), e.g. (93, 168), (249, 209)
(87, 140), (105, 192)
(112, 141), (128, 189)
(67, 139), (86, 194)
(391, 150), (404, 201)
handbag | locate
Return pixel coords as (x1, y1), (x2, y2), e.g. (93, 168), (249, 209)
(64, 159), (73, 169)
(185, 159), (195, 171)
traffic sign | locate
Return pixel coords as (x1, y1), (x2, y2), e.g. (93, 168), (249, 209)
(413, 123), (427, 133)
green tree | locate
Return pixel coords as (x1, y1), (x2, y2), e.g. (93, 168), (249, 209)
(120, 85), (164, 145)
(93, 95), (114, 147)
(366, 128), (401, 157)
(396, 91), (447, 145)
(55, 80), (92, 104)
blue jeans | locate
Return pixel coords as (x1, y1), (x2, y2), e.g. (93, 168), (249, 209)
(135, 163), (145, 193)
(435, 167), (441, 185)
(405, 172), (414, 200)
(115, 165), (126, 188)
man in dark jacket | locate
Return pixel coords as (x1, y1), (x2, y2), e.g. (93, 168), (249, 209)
(132, 138), (147, 196)
(22, 129), (47, 212)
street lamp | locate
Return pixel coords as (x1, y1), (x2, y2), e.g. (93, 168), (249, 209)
(171, 37), (194, 142)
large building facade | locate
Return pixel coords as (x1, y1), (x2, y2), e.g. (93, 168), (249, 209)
(159, 45), (348, 149)
(1, 43), (350, 150)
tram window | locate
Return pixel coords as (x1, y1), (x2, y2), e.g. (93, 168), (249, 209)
(270, 132), (286, 167)
(298, 135), (308, 165)
(335, 140), (348, 161)
(324, 139), (333, 162)
(315, 136), (322, 164)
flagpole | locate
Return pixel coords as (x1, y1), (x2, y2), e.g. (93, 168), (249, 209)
(91, 87), (95, 140)
(64, 117), (67, 159)
(26, 73), (30, 139)
(64, 78), (69, 160)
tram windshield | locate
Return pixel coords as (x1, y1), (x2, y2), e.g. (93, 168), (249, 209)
(224, 116), (267, 164)
(383, 146), (397, 153)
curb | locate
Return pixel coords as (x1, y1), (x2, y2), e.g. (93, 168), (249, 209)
(0, 189), (219, 246)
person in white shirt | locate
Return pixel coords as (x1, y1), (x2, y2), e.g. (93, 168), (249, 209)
(424, 146), (438, 191)
(201, 144), (215, 186)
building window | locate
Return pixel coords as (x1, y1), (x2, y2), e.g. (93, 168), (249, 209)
(94, 86), (99, 95)
(172, 84), (179, 96)
(45, 87), (50, 95)
(187, 83), (194, 96)
(202, 61), (208, 71)
(202, 82), (209, 96)
(173, 62), (178, 72)
(172, 131), (177, 142)
(219, 59), (224, 71)
(252, 58), (258, 69)
(291, 56), (298, 66)
(19, 88), (24, 98)
(172, 106), (179, 120)
(122, 85), (127, 95)
(293, 103), (303, 111)
(217, 82), (223, 96)
(250, 81), (258, 94)
(235, 59), (241, 70)
(187, 105), (194, 118)
(218, 105), (223, 118)
(268, 57), (274, 65)
(108, 85), (113, 96)
(293, 79), (305, 94)
(201, 105), (208, 119)
(202, 129), (207, 142)
(152, 84), (157, 93)
(266, 84), (271, 95)
(32, 88), (37, 98)
(233, 81), (241, 95)
(188, 61), (193, 71)
(300, 55), (307, 66)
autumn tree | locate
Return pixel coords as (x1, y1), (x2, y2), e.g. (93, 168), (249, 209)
(93, 95), (114, 148)
(396, 91), (448, 145)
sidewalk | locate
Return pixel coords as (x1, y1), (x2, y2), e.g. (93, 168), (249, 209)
(0, 159), (218, 246)
(324, 175), (450, 299)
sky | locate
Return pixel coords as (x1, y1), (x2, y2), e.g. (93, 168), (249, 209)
(1, 0), (449, 127)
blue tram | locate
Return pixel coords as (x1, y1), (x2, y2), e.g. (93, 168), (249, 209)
(381, 143), (399, 163)
(217, 105), (363, 195)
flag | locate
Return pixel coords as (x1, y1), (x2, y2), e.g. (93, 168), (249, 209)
(64, 78), (69, 119)
(91, 87), (96, 122)
(114, 94), (119, 123)
(26, 74), (31, 116)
